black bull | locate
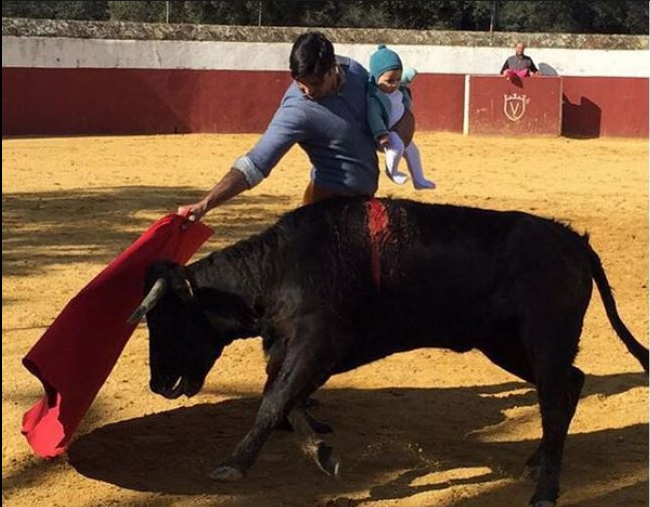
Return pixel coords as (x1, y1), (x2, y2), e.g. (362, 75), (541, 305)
(129, 197), (648, 507)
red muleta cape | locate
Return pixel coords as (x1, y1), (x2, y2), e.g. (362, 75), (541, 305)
(22, 214), (212, 457)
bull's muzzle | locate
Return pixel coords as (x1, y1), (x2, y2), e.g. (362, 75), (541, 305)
(151, 376), (203, 399)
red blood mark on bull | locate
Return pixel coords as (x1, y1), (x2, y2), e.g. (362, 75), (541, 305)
(366, 199), (390, 289)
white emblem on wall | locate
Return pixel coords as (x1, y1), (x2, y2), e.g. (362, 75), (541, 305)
(503, 93), (527, 121)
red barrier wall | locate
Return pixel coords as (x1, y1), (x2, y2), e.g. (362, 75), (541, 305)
(1, 68), (465, 136)
(468, 75), (562, 136)
(1, 68), (292, 136)
(411, 74), (465, 133)
(1, 68), (648, 138)
(562, 77), (649, 138)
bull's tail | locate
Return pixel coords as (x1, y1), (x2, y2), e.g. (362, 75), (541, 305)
(588, 243), (649, 372)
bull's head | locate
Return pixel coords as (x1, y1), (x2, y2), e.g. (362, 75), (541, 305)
(129, 261), (233, 400)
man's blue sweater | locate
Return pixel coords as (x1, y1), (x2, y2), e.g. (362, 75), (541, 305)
(235, 56), (379, 196)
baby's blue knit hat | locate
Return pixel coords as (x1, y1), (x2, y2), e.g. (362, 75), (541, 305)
(369, 44), (402, 81)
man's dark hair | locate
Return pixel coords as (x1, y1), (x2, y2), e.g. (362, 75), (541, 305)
(289, 32), (336, 81)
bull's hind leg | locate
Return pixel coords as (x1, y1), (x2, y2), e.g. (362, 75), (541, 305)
(210, 338), (331, 481)
(480, 321), (585, 506)
(524, 366), (584, 481)
(525, 318), (583, 507)
(479, 331), (542, 477)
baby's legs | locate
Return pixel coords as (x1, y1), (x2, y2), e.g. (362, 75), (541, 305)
(404, 141), (436, 190)
(384, 131), (409, 185)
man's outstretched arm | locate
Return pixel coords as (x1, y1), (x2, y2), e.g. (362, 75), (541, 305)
(177, 168), (250, 222)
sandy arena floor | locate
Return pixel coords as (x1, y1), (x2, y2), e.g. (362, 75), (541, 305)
(2, 133), (648, 507)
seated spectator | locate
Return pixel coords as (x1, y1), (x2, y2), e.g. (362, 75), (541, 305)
(501, 41), (539, 78)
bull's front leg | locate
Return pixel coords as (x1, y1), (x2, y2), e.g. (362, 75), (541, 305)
(210, 342), (331, 481)
(276, 400), (334, 434)
(264, 338), (334, 435)
(287, 408), (340, 476)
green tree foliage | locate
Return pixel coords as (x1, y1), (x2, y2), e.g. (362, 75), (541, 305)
(2, 0), (648, 34)
(2, 1), (108, 20)
(588, 0), (649, 34)
(499, 1), (579, 32)
(497, 1), (649, 33)
(107, 1), (166, 23)
(182, 1), (259, 25)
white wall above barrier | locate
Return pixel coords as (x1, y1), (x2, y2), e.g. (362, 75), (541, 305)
(3, 36), (648, 78)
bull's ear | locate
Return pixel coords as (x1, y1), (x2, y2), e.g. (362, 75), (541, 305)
(169, 267), (196, 302)
(177, 278), (196, 302)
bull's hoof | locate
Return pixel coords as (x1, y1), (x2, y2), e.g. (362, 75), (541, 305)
(530, 502), (555, 507)
(209, 465), (246, 482)
(316, 444), (340, 477)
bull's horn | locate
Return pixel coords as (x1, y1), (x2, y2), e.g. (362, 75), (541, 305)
(127, 278), (168, 324)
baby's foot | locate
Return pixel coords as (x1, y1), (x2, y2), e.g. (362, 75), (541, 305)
(413, 179), (436, 190)
(385, 167), (409, 185)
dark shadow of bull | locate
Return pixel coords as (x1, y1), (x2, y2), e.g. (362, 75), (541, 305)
(125, 197), (648, 507)
(67, 374), (648, 506)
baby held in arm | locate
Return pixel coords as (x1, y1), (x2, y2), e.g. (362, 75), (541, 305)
(366, 44), (435, 190)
